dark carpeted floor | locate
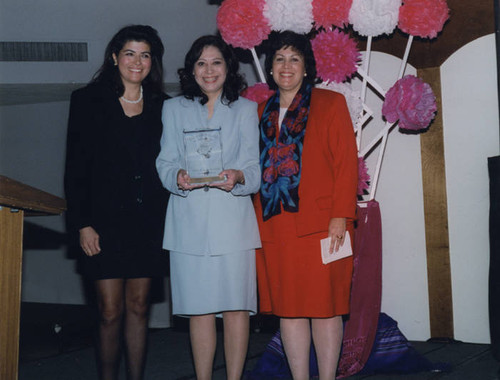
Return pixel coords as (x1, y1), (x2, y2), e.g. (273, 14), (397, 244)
(18, 302), (500, 380)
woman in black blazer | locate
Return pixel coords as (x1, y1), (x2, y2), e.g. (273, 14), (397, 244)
(64, 25), (168, 380)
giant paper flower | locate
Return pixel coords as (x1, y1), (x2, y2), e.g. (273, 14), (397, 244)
(398, 0), (449, 39)
(316, 81), (362, 126)
(312, 29), (360, 83)
(217, 0), (271, 49)
(358, 156), (370, 196)
(264, 0), (314, 34)
(241, 83), (275, 104)
(312, 0), (352, 29)
(349, 0), (400, 37)
(382, 75), (437, 131)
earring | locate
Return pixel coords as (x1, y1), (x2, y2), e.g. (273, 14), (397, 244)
(304, 72), (307, 77)
(270, 70), (273, 75)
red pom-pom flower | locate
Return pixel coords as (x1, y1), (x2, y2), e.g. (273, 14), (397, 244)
(398, 0), (449, 39)
(241, 83), (275, 104)
(217, 0), (271, 49)
(312, 29), (360, 83)
(382, 75), (437, 131)
(312, 0), (353, 29)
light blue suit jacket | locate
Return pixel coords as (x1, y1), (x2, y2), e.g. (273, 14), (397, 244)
(156, 95), (261, 256)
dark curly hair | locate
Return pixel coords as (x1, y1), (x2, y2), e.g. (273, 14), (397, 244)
(264, 31), (319, 90)
(178, 35), (246, 105)
(92, 25), (164, 96)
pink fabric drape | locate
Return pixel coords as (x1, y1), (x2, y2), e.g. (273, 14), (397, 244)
(337, 200), (382, 378)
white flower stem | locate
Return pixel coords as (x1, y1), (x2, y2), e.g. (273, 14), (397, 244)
(251, 47), (267, 84)
(397, 35), (414, 79)
(357, 36), (373, 151)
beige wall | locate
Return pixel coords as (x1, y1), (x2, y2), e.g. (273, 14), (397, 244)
(441, 34), (499, 343)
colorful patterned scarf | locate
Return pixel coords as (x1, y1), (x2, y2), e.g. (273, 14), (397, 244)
(259, 83), (312, 221)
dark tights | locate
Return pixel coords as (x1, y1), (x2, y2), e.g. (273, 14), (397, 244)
(95, 278), (151, 380)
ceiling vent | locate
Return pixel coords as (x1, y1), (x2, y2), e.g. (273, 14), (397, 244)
(0, 42), (87, 62)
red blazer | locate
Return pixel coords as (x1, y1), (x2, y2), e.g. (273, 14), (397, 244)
(255, 88), (358, 240)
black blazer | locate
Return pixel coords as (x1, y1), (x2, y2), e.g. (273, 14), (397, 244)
(64, 82), (169, 253)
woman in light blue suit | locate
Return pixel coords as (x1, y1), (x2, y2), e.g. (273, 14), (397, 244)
(156, 35), (261, 380)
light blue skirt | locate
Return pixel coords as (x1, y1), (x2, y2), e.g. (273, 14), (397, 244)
(170, 250), (257, 316)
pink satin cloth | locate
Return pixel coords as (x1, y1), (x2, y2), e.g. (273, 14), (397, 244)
(337, 200), (383, 378)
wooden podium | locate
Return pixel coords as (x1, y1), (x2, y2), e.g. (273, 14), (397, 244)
(0, 175), (66, 380)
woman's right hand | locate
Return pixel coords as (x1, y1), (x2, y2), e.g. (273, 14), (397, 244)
(177, 169), (202, 191)
(79, 226), (101, 256)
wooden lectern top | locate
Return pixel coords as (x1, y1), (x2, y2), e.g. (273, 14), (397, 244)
(0, 175), (66, 380)
(0, 175), (66, 215)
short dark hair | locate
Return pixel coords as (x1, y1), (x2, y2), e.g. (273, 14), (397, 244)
(92, 25), (164, 96)
(264, 31), (319, 90)
(178, 35), (246, 105)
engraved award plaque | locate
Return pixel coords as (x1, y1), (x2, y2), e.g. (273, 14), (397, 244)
(183, 128), (224, 185)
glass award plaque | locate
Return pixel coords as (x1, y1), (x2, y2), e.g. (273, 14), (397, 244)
(183, 128), (224, 185)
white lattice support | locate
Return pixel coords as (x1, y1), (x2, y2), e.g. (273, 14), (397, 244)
(357, 34), (414, 199)
(359, 120), (396, 157)
(362, 103), (374, 119)
(354, 105), (373, 152)
(357, 68), (386, 98)
(358, 112), (371, 128)
(369, 122), (390, 201)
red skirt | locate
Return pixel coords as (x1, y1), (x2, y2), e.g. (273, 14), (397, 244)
(256, 210), (353, 318)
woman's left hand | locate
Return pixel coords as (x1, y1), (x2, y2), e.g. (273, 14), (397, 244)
(210, 169), (244, 192)
(328, 217), (346, 253)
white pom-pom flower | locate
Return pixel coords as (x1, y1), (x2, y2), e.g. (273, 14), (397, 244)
(264, 0), (314, 34)
(316, 81), (363, 126)
(349, 0), (400, 37)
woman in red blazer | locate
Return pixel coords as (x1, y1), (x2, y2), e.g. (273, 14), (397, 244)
(255, 31), (358, 380)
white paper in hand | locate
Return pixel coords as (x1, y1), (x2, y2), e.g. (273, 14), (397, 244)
(321, 231), (353, 265)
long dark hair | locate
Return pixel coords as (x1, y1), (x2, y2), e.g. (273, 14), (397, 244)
(92, 25), (164, 96)
(264, 31), (319, 90)
(178, 35), (246, 105)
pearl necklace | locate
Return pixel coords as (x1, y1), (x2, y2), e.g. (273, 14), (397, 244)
(120, 86), (143, 104)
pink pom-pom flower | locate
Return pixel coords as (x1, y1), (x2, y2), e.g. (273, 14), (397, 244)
(312, 29), (360, 83)
(358, 156), (370, 196)
(398, 0), (449, 39)
(241, 83), (276, 104)
(382, 75), (437, 131)
(312, 0), (353, 29)
(217, 0), (271, 49)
